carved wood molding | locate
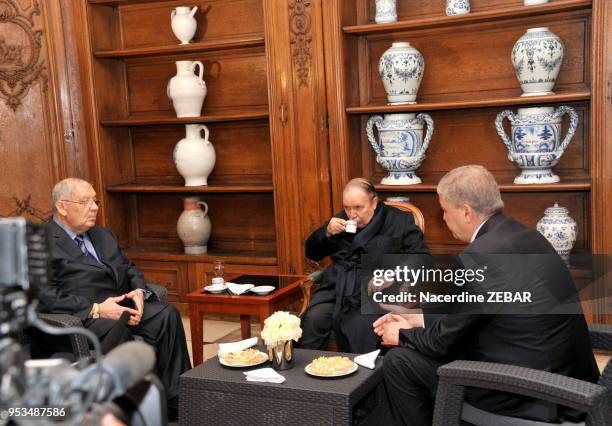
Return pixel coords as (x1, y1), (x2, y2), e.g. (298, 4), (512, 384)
(0, 195), (52, 222)
(0, 0), (47, 111)
(288, 0), (312, 87)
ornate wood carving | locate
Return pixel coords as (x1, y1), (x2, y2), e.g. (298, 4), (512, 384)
(289, 0), (312, 87)
(0, 0), (47, 111)
(0, 195), (52, 222)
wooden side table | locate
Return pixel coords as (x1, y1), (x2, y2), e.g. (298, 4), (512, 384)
(185, 273), (307, 365)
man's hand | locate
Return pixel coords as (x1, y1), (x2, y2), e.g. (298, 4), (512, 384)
(367, 276), (395, 295)
(98, 295), (139, 323)
(326, 217), (347, 236)
(373, 313), (425, 346)
(125, 290), (145, 326)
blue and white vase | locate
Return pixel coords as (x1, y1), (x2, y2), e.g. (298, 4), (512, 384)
(446, 0), (470, 16)
(375, 0), (397, 24)
(537, 203), (577, 266)
(495, 106), (578, 184)
(512, 27), (564, 96)
(366, 113), (434, 185)
(379, 42), (425, 105)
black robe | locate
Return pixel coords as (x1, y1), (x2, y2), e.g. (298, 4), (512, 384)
(306, 203), (431, 319)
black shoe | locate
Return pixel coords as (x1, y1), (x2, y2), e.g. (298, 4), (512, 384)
(167, 396), (179, 422)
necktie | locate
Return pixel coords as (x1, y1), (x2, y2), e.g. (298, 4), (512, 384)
(75, 234), (88, 256)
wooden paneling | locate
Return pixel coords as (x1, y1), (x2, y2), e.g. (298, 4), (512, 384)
(362, 102), (590, 183)
(137, 259), (187, 301)
(0, 0), (89, 222)
(119, 0), (264, 48)
(364, 12), (590, 105)
(132, 193), (276, 253)
(126, 47), (268, 115)
(131, 120), (272, 184)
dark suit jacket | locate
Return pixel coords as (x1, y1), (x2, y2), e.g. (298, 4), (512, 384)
(399, 212), (599, 421)
(306, 203), (431, 315)
(39, 221), (163, 335)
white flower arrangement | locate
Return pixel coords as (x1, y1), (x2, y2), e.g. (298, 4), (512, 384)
(260, 311), (302, 347)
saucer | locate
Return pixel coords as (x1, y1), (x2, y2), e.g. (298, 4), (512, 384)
(250, 285), (275, 295)
(204, 284), (227, 294)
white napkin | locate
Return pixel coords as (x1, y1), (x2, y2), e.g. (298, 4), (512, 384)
(243, 368), (285, 384)
(226, 282), (255, 295)
(354, 349), (380, 370)
(217, 337), (258, 356)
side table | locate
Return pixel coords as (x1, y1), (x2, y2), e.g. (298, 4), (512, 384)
(186, 273), (307, 365)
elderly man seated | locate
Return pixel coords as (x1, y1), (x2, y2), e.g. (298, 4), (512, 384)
(38, 178), (191, 421)
(298, 178), (431, 353)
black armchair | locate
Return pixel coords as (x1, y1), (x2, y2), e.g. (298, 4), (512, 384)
(28, 283), (168, 360)
(433, 324), (612, 426)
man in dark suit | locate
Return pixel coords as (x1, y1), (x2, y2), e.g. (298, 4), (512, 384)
(38, 178), (191, 420)
(300, 178), (431, 353)
(374, 165), (599, 425)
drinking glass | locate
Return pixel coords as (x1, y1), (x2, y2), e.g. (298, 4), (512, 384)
(213, 259), (225, 279)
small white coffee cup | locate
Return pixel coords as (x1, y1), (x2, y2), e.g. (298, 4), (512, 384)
(345, 220), (357, 233)
(211, 277), (225, 285)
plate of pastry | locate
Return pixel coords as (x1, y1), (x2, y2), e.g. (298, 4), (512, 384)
(304, 356), (358, 378)
(219, 348), (269, 368)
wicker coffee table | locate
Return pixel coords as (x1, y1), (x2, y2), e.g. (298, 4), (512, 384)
(179, 348), (386, 425)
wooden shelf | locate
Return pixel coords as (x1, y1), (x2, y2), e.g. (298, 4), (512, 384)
(100, 108), (269, 126)
(89, 0), (163, 5)
(125, 247), (277, 265)
(94, 35), (265, 59)
(343, 0), (592, 35)
(346, 90), (590, 114)
(376, 178), (591, 193)
(107, 183), (274, 193)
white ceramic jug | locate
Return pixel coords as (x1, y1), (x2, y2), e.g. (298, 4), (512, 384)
(167, 60), (207, 117)
(177, 197), (211, 254)
(173, 124), (216, 186)
(171, 6), (198, 45)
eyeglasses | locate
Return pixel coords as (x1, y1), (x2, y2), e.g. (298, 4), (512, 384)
(61, 198), (100, 208)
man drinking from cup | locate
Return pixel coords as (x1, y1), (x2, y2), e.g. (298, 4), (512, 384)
(298, 178), (431, 353)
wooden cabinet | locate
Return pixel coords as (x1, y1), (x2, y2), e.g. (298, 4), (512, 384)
(74, 0), (331, 303)
(321, 0), (611, 322)
(73, 0), (610, 321)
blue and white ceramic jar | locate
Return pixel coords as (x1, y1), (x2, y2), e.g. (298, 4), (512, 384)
(495, 105), (578, 184)
(446, 0), (470, 16)
(537, 203), (577, 266)
(379, 42), (425, 105)
(512, 27), (564, 96)
(366, 113), (434, 185)
(375, 0), (397, 24)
